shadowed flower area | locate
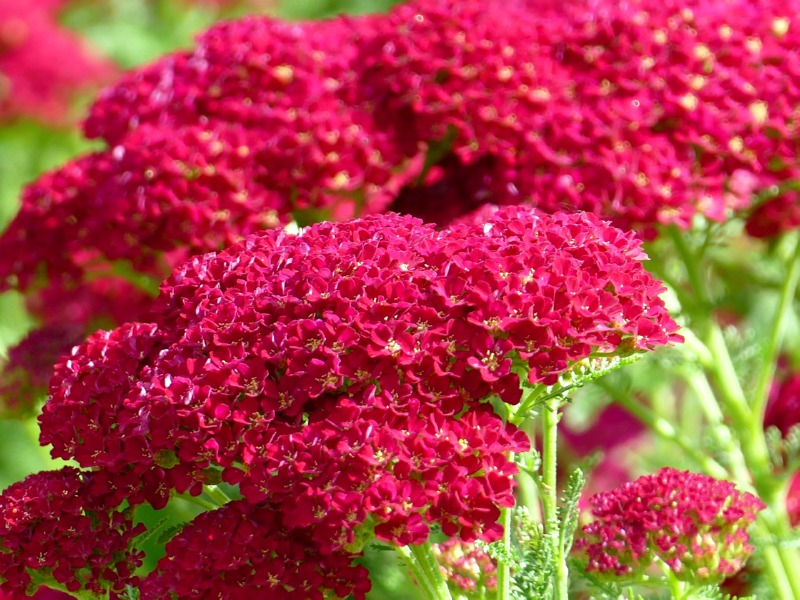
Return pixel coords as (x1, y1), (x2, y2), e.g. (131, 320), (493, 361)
(0, 467), (144, 597)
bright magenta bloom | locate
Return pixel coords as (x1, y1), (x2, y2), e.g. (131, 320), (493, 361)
(575, 467), (765, 582)
(39, 208), (677, 554)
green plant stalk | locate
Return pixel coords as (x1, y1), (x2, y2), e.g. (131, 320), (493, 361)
(496, 506), (512, 600)
(751, 232), (800, 424)
(680, 368), (752, 484)
(202, 484), (232, 507)
(667, 227), (800, 598)
(598, 379), (729, 479)
(396, 542), (453, 600)
(541, 397), (568, 600)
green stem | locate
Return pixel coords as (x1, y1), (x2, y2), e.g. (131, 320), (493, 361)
(680, 369), (752, 484)
(598, 380), (729, 479)
(541, 397), (568, 600)
(754, 515), (799, 600)
(396, 542), (453, 600)
(176, 492), (218, 512)
(667, 227), (800, 597)
(202, 484), (232, 507)
(751, 232), (800, 423)
(496, 506), (512, 600)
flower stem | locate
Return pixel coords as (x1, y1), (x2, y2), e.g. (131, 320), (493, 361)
(396, 542), (453, 600)
(598, 379), (729, 479)
(667, 227), (800, 597)
(202, 484), (232, 507)
(541, 397), (568, 600)
(496, 506), (512, 600)
(751, 232), (800, 424)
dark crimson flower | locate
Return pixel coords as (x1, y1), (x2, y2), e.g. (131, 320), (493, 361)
(39, 208), (678, 551)
(359, 0), (800, 236)
(139, 500), (370, 600)
(432, 538), (498, 597)
(574, 467), (765, 582)
(0, 276), (154, 418)
(0, 467), (144, 597)
(0, 1), (114, 124)
(0, 323), (85, 418)
(764, 370), (800, 436)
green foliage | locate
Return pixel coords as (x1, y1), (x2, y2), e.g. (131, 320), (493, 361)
(513, 354), (644, 422)
(766, 424), (800, 473)
(556, 467), (586, 558)
(501, 508), (555, 600)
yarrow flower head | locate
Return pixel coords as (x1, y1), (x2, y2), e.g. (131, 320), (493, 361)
(139, 500), (370, 600)
(574, 467), (765, 583)
(0, 467), (144, 597)
(39, 208), (678, 559)
(432, 538), (498, 598)
(0, 323), (84, 418)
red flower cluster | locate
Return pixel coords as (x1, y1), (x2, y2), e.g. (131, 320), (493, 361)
(432, 538), (498, 597)
(5, 0), (800, 410)
(0, 323), (85, 417)
(575, 467), (765, 582)
(764, 369), (800, 436)
(0, 0), (113, 124)
(0, 467), (144, 597)
(369, 0), (800, 237)
(139, 500), (370, 600)
(37, 208), (677, 591)
(0, 276), (154, 417)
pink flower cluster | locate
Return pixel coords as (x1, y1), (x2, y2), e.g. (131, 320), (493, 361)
(432, 538), (498, 597)
(4, 0), (800, 411)
(34, 207), (677, 595)
(0, 324), (85, 417)
(0, 467), (144, 597)
(575, 467), (765, 582)
(0, 0), (113, 124)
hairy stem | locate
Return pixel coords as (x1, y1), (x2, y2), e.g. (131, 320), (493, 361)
(496, 506), (512, 600)
(751, 232), (800, 424)
(396, 542), (453, 600)
(541, 397), (568, 600)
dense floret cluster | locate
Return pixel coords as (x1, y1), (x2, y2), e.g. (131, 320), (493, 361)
(4, 0), (800, 409)
(34, 208), (677, 592)
(432, 538), (498, 597)
(139, 500), (370, 600)
(0, 467), (143, 597)
(575, 467), (765, 582)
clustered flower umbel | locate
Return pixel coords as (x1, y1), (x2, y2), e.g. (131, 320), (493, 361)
(432, 538), (498, 598)
(575, 467), (764, 583)
(19, 207), (679, 597)
(0, 467), (144, 597)
(3, 0), (800, 410)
